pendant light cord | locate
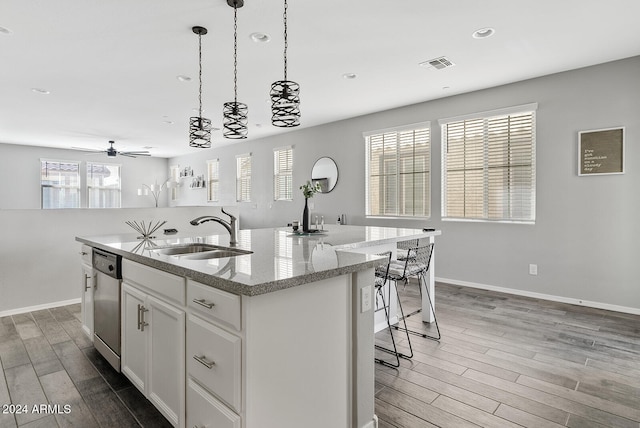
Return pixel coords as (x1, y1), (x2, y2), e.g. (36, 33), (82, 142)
(198, 32), (203, 118)
(233, 4), (239, 104)
(283, 0), (288, 81)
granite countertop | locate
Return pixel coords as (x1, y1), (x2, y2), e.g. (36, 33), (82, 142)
(76, 225), (440, 297)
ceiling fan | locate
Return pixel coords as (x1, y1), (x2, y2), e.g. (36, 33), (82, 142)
(72, 140), (151, 158)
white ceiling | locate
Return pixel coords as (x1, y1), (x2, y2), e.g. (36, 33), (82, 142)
(2, 0), (640, 158)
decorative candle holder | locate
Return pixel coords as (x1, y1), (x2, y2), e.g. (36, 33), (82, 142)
(125, 220), (167, 240)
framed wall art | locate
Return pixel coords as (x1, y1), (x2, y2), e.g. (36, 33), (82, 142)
(578, 127), (625, 176)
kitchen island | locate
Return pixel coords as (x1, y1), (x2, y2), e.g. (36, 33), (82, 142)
(77, 225), (440, 428)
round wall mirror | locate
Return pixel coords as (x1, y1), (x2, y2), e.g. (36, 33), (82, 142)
(311, 157), (338, 193)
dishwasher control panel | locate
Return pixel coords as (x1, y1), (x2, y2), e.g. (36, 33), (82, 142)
(92, 248), (122, 279)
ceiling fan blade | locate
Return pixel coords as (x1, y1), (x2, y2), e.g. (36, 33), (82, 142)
(119, 153), (137, 158)
(121, 151), (151, 157)
(70, 146), (105, 153)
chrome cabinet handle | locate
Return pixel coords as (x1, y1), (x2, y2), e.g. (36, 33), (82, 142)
(193, 298), (214, 309)
(84, 274), (91, 291)
(79, 251), (88, 256)
(137, 304), (141, 330)
(193, 355), (215, 369)
(140, 305), (149, 332)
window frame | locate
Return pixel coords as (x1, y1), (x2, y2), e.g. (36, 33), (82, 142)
(40, 159), (81, 209)
(364, 121), (431, 220)
(273, 146), (293, 201)
(86, 162), (122, 208)
(439, 103), (537, 224)
(236, 153), (252, 202)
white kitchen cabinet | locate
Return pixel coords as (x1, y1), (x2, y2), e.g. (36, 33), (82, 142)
(187, 378), (240, 428)
(122, 280), (185, 428)
(80, 245), (94, 340)
(187, 313), (241, 412)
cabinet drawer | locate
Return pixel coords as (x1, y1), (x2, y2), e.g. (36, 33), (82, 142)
(187, 279), (241, 331)
(187, 378), (240, 428)
(122, 259), (185, 305)
(187, 314), (241, 412)
(80, 244), (92, 265)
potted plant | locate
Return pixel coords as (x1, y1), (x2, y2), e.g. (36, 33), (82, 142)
(299, 180), (321, 232)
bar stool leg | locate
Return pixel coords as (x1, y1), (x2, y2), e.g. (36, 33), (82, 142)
(374, 285), (401, 368)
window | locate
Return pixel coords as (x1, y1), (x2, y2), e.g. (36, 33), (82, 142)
(169, 165), (180, 201)
(40, 160), (80, 209)
(236, 153), (252, 202)
(273, 146), (293, 201)
(207, 159), (219, 202)
(87, 163), (121, 208)
(440, 103), (536, 223)
(365, 122), (431, 218)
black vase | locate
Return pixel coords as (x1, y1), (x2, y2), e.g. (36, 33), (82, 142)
(302, 198), (309, 232)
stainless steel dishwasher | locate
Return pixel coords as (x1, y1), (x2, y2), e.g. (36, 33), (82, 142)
(92, 248), (122, 372)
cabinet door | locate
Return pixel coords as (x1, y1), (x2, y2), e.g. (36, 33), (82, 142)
(80, 263), (95, 339)
(121, 283), (147, 393)
(148, 295), (185, 428)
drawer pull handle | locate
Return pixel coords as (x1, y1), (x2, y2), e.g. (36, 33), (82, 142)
(193, 355), (215, 369)
(193, 298), (215, 309)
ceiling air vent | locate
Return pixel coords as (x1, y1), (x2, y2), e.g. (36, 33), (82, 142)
(419, 56), (455, 70)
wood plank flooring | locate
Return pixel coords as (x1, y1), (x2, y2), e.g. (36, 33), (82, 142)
(374, 282), (640, 428)
(2, 283), (639, 427)
(0, 304), (170, 428)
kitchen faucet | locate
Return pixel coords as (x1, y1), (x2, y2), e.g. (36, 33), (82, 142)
(190, 208), (237, 246)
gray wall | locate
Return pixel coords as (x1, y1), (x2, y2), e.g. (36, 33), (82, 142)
(0, 143), (170, 209)
(0, 206), (237, 315)
(169, 56), (640, 312)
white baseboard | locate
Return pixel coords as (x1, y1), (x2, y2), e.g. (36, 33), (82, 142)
(0, 298), (81, 318)
(436, 277), (640, 316)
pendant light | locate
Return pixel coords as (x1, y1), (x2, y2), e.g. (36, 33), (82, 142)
(189, 26), (212, 148)
(223, 0), (248, 139)
(270, 0), (300, 127)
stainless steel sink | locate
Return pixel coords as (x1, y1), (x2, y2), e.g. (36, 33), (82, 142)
(154, 244), (221, 255)
(152, 243), (252, 259)
(182, 248), (252, 260)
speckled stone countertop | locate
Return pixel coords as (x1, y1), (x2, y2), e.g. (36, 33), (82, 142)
(76, 225), (440, 297)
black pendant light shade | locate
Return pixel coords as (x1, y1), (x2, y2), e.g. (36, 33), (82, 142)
(189, 116), (212, 147)
(270, 80), (300, 127)
(223, 102), (248, 139)
(223, 1), (248, 139)
(271, 0), (300, 127)
(189, 26), (212, 148)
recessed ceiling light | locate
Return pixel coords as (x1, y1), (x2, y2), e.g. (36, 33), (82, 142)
(472, 27), (495, 39)
(143, 146), (154, 150)
(163, 120), (174, 125)
(0, 26), (12, 35)
(177, 75), (192, 82)
(31, 88), (50, 95)
(442, 86), (450, 90)
(342, 73), (357, 80)
(250, 32), (270, 43)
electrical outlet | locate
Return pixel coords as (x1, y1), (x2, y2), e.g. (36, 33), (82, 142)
(361, 286), (372, 313)
(529, 264), (538, 275)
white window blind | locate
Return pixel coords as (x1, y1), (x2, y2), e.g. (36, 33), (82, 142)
(87, 163), (121, 208)
(169, 165), (180, 201)
(365, 122), (431, 218)
(207, 159), (219, 202)
(236, 153), (252, 202)
(440, 104), (536, 223)
(273, 146), (293, 201)
(40, 160), (80, 209)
